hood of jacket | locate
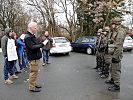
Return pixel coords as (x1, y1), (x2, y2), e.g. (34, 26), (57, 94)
(5, 28), (12, 37)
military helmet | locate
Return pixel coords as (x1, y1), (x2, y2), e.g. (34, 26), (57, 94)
(111, 17), (122, 25)
(103, 27), (110, 32)
(97, 29), (103, 33)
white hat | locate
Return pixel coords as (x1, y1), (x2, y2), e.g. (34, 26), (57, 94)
(20, 34), (25, 40)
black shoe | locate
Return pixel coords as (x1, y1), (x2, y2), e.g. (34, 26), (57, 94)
(105, 79), (114, 84)
(35, 85), (42, 88)
(108, 84), (120, 92)
(15, 71), (21, 74)
(98, 72), (102, 75)
(29, 88), (41, 92)
(100, 74), (108, 78)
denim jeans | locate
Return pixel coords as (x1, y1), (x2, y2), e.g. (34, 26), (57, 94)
(13, 60), (17, 73)
(4, 57), (14, 80)
(18, 53), (25, 70)
(24, 52), (29, 66)
(43, 50), (50, 63)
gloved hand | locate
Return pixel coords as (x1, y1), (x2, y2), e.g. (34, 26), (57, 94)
(112, 58), (121, 63)
(108, 39), (114, 44)
(100, 45), (107, 52)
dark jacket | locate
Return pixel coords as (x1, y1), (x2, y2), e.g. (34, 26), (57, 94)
(42, 36), (52, 51)
(24, 31), (44, 61)
(1, 28), (12, 57)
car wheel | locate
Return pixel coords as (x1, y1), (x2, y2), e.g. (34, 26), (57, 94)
(127, 49), (132, 52)
(87, 47), (92, 55)
(65, 52), (70, 55)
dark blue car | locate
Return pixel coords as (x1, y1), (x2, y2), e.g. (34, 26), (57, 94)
(71, 36), (97, 55)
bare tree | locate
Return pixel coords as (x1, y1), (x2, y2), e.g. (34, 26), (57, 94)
(25, 0), (58, 37)
(0, 0), (30, 33)
(55, 0), (78, 41)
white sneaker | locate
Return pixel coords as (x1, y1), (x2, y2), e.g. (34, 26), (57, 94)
(5, 79), (13, 84)
(10, 74), (19, 79)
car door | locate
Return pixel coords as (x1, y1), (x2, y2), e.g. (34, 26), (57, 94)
(88, 37), (96, 52)
(71, 37), (83, 51)
(80, 37), (90, 51)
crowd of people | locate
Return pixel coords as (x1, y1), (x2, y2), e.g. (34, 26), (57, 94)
(94, 17), (126, 92)
(1, 17), (126, 93)
(1, 22), (52, 92)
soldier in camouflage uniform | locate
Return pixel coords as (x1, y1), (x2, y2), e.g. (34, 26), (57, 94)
(100, 27), (110, 78)
(94, 29), (103, 70)
(96, 29), (107, 75)
(105, 17), (126, 91)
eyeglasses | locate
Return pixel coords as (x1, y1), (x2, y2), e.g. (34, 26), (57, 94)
(9, 30), (14, 32)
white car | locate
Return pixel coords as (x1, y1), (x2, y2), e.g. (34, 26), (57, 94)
(50, 37), (72, 55)
(123, 36), (133, 52)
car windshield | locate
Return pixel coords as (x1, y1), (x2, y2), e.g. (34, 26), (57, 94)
(125, 36), (132, 40)
(54, 38), (69, 43)
(130, 36), (133, 39)
(82, 37), (95, 43)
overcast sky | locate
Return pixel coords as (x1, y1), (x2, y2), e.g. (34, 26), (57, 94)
(21, 0), (133, 28)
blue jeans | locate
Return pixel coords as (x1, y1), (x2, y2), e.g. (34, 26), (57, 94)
(13, 60), (17, 73)
(24, 52), (29, 66)
(43, 50), (50, 63)
(18, 53), (25, 70)
(4, 57), (14, 80)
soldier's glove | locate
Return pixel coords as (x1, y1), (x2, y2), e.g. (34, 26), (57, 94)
(110, 40), (114, 44)
(100, 45), (107, 52)
(108, 39), (114, 44)
(112, 58), (121, 63)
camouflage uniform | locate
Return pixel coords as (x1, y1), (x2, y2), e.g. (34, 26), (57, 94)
(110, 27), (126, 84)
(95, 29), (102, 70)
(106, 17), (126, 91)
(97, 32), (107, 74)
(100, 27), (110, 78)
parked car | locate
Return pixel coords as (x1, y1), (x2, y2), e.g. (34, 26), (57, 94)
(127, 33), (133, 39)
(50, 37), (72, 55)
(123, 35), (133, 52)
(71, 36), (97, 55)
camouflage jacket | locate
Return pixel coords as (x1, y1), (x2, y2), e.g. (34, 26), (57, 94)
(109, 27), (126, 57)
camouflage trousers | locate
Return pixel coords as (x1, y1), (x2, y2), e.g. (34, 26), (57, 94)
(111, 62), (121, 86)
(105, 54), (122, 86)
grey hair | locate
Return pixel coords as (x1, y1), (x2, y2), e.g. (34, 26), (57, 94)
(28, 22), (37, 28)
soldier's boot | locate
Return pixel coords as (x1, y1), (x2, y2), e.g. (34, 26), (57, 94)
(100, 71), (108, 78)
(101, 73), (108, 78)
(108, 84), (120, 92)
(105, 78), (114, 84)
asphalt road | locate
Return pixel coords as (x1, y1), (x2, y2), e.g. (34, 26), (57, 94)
(0, 52), (133, 100)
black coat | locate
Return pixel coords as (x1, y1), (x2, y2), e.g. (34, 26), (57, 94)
(24, 31), (44, 61)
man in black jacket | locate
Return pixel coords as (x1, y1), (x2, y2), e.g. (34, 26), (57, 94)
(24, 22), (45, 92)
